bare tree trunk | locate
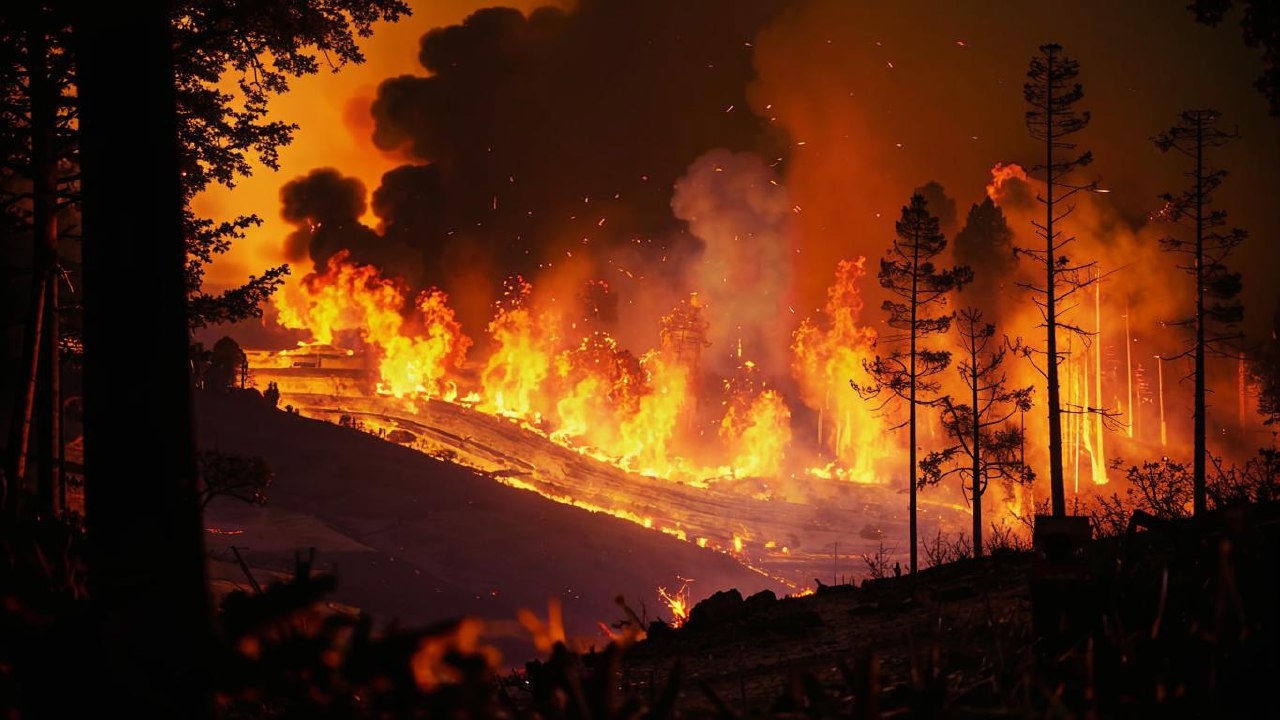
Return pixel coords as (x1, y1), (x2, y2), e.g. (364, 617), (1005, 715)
(909, 235), (920, 574)
(1043, 47), (1067, 518)
(971, 341), (982, 557)
(76, 3), (213, 716)
(1193, 118), (1207, 516)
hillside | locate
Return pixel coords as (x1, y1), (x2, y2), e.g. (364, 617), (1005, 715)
(194, 391), (783, 658)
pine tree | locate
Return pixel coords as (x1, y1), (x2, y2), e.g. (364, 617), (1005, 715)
(855, 194), (972, 573)
(1151, 109), (1246, 515)
(1018, 43), (1104, 517)
(921, 309), (1033, 556)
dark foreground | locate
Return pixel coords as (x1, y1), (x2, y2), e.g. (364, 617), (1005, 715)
(3, 479), (1277, 718)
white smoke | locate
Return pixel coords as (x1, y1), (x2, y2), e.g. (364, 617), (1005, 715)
(672, 149), (793, 376)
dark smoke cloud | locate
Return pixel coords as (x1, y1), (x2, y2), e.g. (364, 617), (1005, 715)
(362, 1), (787, 311)
(280, 168), (423, 285)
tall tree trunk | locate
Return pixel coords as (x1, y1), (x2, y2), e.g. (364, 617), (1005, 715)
(7, 23), (58, 511)
(971, 341), (982, 557)
(1044, 47), (1067, 517)
(76, 3), (214, 717)
(33, 18), (61, 514)
(909, 234), (920, 574)
(1193, 117), (1207, 516)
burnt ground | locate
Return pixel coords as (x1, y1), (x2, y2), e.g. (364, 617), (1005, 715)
(613, 554), (1032, 717)
(507, 503), (1280, 718)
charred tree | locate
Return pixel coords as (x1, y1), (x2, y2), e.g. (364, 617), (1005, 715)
(1151, 109), (1246, 516)
(76, 5), (212, 715)
(922, 309), (1033, 556)
(1018, 43), (1103, 517)
(855, 194), (972, 573)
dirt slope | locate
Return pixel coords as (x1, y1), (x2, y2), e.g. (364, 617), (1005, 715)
(194, 391), (782, 657)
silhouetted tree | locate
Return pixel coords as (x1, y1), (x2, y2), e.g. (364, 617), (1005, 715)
(854, 194), (972, 573)
(1190, 0), (1280, 115)
(1, 5), (76, 514)
(208, 336), (249, 392)
(75, 4), (212, 715)
(922, 309), (1033, 556)
(4, 0), (409, 510)
(1017, 43), (1104, 517)
(1249, 339), (1280, 426)
(1152, 109), (1246, 516)
(174, 0), (409, 328)
(196, 450), (271, 510)
(953, 197), (1015, 317)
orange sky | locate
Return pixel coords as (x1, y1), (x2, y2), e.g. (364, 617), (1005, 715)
(198, 0), (1278, 340)
(194, 0), (570, 290)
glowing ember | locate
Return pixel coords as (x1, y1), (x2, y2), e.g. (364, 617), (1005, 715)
(658, 581), (692, 627)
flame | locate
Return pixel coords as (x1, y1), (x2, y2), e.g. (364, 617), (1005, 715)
(720, 389), (792, 478)
(479, 276), (556, 420)
(985, 161), (1028, 201)
(792, 258), (888, 480)
(657, 582), (692, 627)
(615, 352), (689, 478)
(273, 251), (469, 398)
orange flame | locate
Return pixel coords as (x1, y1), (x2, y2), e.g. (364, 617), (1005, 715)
(985, 161), (1029, 201)
(272, 251), (469, 398)
(792, 258), (887, 480)
(657, 581), (692, 627)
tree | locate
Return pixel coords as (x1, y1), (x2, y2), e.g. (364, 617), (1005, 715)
(1, 5), (77, 515)
(855, 194), (972, 573)
(2, 0), (409, 510)
(1190, 0), (1280, 115)
(953, 197), (1015, 317)
(921, 309), (1033, 557)
(1017, 43), (1104, 517)
(75, 4), (213, 714)
(196, 450), (272, 510)
(1151, 109), (1246, 516)
(172, 0), (409, 328)
(207, 336), (248, 391)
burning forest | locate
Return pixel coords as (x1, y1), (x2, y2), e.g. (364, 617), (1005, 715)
(2, 0), (1279, 717)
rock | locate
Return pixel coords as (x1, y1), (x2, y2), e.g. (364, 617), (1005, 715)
(685, 588), (745, 631)
(742, 589), (778, 616)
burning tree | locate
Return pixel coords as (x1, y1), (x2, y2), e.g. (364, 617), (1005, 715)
(660, 293), (711, 374)
(1017, 43), (1105, 517)
(1151, 109), (1247, 516)
(855, 194), (972, 573)
(921, 309), (1033, 557)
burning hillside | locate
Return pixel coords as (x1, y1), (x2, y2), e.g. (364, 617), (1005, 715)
(243, 157), (1273, 588)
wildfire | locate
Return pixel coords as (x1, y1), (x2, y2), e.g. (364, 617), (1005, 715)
(792, 258), (888, 479)
(657, 581), (692, 627)
(479, 276), (556, 420)
(273, 251), (469, 399)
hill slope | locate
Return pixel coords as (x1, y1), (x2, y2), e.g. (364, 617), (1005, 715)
(194, 392), (781, 656)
